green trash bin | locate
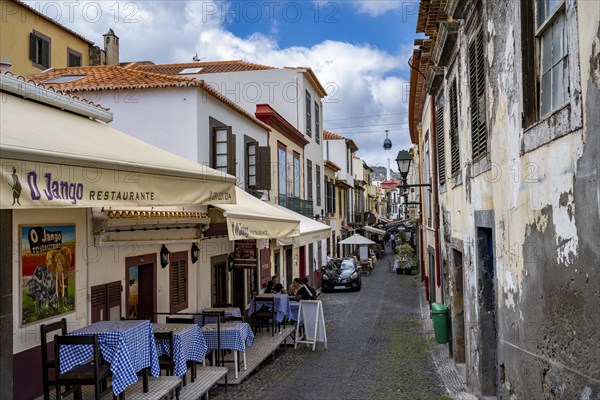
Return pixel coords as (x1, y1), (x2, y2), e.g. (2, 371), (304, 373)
(431, 303), (448, 344)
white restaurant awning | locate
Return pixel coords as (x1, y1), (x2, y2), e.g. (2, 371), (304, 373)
(339, 233), (375, 245)
(272, 204), (332, 247)
(361, 225), (386, 236)
(0, 92), (236, 209)
(214, 188), (301, 241)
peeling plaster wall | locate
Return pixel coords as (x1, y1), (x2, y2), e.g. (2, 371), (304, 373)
(435, 1), (599, 397)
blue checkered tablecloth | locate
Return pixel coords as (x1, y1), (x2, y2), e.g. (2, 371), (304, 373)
(62, 320), (160, 395)
(202, 322), (254, 352)
(153, 323), (207, 377)
(247, 294), (292, 323)
(195, 307), (242, 326)
(289, 302), (304, 325)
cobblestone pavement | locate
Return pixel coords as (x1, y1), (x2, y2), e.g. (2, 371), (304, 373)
(211, 248), (453, 400)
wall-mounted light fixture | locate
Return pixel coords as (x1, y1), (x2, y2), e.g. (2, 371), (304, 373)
(160, 244), (170, 268)
(191, 242), (200, 264)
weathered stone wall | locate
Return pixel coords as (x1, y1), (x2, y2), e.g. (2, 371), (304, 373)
(436, 0), (599, 397)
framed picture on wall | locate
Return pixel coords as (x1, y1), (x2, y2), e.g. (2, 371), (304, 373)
(20, 224), (76, 326)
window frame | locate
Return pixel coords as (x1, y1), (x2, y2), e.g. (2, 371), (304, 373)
(293, 152), (301, 198)
(435, 101), (446, 186)
(306, 159), (313, 200)
(305, 90), (312, 137)
(316, 164), (322, 207)
(520, 0), (582, 153)
(211, 126), (235, 176)
(278, 143), (287, 196)
(30, 30), (51, 69)
(467, 28), (488, 163)
(246, 141), (258, 189)
(67, 47), (82, 67)
(314, 101), (320, 144)
(449, 79), (461, 178)
(169, 251), (189, 313)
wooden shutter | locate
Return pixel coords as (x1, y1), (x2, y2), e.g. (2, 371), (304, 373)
(29, 33), (37, 61)
(227, 129), (236, 176)
(469, 30), (487, 162)
(90, 284), (107, 323)
(170, 253), (188, 312)
(521, 0), (538, 128)
(450, 80), (461, 175)
(256, 146), (271, 190)
(107, 281), (122, 320)
(40, 39), (50, 68)
(436, 103), (446, 185)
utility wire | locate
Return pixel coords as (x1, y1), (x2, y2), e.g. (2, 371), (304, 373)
(324, 111), (409, 122)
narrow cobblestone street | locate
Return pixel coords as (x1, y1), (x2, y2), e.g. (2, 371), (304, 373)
(212, 249), (453, 400)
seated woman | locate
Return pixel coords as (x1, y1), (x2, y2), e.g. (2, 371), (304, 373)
(265, 275), (284, 293)
(288, 278), (301, 296)
(291, 278), (316, 301)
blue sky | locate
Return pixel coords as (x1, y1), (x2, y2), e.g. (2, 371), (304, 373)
(24, 0), (421, 168)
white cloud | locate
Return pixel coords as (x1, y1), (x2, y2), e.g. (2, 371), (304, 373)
(23, 0), (414, 166)
(351, 0), (409, 17)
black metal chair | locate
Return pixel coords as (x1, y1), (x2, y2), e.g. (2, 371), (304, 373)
(40, 318), (78, 400)
(252, 295), (276, 336)
(54, 334), (113, 399)
(165, 316), (195, 324)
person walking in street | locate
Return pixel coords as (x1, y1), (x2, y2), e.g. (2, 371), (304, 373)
(390, 232), (397, 251)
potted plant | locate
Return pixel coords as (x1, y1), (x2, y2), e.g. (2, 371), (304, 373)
(395, 243), (415, 274)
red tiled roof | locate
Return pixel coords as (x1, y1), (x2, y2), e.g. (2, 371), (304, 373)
(1, 69), (109, 111)
(133, 60), (275, 75)
(26, 65), (270, 131)
(323, 130), (345, 140)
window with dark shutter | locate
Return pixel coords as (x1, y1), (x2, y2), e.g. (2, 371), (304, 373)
(90, 281), (121, 323)
(29, 30), (51, 69)
(449, 80), (461, 175)
(306, 160), (313, 200)
(315, 102), (320, 144)
(212, 126), (235, 176)
(67, 48), (82, 67)
(468, 29), (487, 162)
(255, 146), (271, 190)
(316, 164), (322, 207)
(436, 103), (446, 185)
(247, 142), (258, 188)
(306, 91), (312, 137)
(170, 252), (188, 313)
(227, 130), (236, 177)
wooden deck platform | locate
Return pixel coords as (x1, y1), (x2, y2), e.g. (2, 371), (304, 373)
(219, 325), (295, 385)
(179, 366), (228, 400)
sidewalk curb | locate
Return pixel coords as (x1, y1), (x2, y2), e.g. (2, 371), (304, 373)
(416, 278), (479, 400)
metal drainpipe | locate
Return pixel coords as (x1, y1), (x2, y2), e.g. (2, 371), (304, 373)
(430, 96), (442, 289)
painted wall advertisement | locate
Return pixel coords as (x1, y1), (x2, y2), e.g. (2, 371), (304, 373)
(20, 224), (76, 325)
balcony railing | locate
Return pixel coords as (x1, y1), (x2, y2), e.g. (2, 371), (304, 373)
(278, 195), (314, 218)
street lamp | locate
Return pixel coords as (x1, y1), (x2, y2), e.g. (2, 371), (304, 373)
(395, 150), (412, 181)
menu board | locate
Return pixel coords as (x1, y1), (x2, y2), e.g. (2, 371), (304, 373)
(233, 240), (257, 269)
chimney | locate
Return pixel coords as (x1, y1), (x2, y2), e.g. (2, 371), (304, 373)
(103, 29), (119, 65)
(386, 158), (391, 181)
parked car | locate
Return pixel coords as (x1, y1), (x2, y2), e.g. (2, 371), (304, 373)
(321, 257), (362, 292)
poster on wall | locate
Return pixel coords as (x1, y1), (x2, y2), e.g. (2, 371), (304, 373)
(20, 224), (76, 326)
(233, 240), (257, 269)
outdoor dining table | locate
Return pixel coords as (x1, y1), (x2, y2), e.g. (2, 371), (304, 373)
(61, 320), (160, 396)
(152, 323), (207, 377)
(247, 293), (292, 324)
(201, 321), (254, 379)
(289, 301), (303, 325)
(195, 307), (242, 326)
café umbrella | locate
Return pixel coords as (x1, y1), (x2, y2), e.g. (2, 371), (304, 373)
(339, 233), (375, 262)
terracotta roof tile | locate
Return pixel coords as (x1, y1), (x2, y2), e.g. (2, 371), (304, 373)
(26, 66), (271, 132)
(1, 69), (109, 111)
(134, 60), (275, 75)
(323, 130), (345, 140)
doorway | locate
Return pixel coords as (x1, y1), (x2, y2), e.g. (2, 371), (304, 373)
(232, 268), (245, 309)
(451, 248), (466, 363)
(211, 255), (228, 306)
(299, 246), (306, 278)
(274, 250), (280, 279)
(477, 226), (497, 396)
(428, 247), (436, 304)
(125, 253), (157, 321)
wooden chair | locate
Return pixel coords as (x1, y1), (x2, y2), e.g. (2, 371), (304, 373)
(40, 318), (76, 400)
(54, 334), (112, 400)
(252, 295), (276, 336)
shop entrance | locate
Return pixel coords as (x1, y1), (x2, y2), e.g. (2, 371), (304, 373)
(125, 253), (157, 321)
(211, 255), (228, 306)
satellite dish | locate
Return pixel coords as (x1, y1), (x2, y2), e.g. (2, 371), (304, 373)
(383, 130), (392, 150)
